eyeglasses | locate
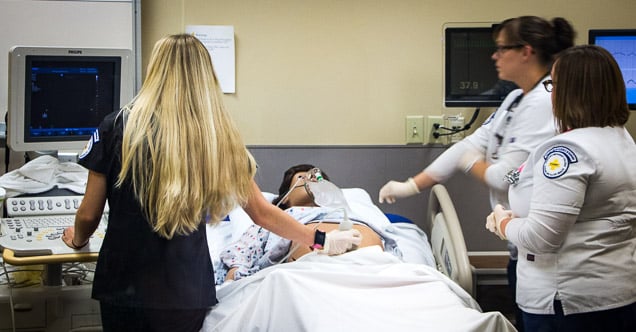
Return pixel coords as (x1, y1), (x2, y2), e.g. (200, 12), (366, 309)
(494, 44), (525, 55)
(542, 79), (553, 93)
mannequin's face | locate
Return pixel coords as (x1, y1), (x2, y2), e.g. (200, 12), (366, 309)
(283, 171), (316, 207)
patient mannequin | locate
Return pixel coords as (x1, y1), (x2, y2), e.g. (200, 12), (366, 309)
(219, 164), (386, 283)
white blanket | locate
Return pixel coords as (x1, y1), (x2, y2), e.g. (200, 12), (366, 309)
(203, 246), (516, 332)
(0, 155), (88, 197)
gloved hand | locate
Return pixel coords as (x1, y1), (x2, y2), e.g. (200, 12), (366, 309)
(378, 177), (420, 204)
(485, 212), (496, 233)
(320, 229), (362, 255)
(458, 148), (484, 173)
(485, 204), (513, 240)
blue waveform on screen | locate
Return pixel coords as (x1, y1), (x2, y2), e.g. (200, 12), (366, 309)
(596, 38), (636, 104)
(612, 51), (636, 57)
(608, 52), (636, 88)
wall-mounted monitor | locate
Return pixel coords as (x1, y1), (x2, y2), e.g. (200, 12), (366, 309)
(588, 29), (636, 110)
(7, 46), (134, 153)
(444, 26), (518, 108)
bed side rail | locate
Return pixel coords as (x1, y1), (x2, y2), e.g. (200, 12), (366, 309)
(427, 184), (474, 296)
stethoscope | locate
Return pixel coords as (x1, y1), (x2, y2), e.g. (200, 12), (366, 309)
(491, 93), (523, 160)
(490, 74), (550, 160)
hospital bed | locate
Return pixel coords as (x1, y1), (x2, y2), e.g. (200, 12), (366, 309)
(203, 185), (516, 331)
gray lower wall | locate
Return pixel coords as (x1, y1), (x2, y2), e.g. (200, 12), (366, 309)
(249, 145), (507, 252)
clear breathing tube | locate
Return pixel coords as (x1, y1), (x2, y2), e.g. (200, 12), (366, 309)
(275, 175), (305, 208)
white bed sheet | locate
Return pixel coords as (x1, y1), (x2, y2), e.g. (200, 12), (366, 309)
(202, 246), (516, 332)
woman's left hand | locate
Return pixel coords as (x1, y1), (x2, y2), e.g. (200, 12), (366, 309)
(62, 226), (88, 249)
(486, 204), (513, 240)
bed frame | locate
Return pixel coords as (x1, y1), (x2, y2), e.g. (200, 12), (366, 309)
(427, 184), (474, 296)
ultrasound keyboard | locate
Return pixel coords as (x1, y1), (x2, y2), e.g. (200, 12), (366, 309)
(0, 195), (108, 257)
(15, 214), (76, 228)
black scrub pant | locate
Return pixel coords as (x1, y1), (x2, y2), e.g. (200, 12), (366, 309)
(100, 301), (209, 332)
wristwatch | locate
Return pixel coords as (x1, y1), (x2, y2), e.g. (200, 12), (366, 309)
(311, 230), (326, 250)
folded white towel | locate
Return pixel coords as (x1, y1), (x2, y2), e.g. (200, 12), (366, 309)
(0, 155), (88, 197)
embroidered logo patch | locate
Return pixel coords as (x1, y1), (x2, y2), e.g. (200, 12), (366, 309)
(543, 146), (577, 179)
(78, 132), (96, 160)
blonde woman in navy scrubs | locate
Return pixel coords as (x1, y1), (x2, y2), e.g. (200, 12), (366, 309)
(60, 34), (360, 332)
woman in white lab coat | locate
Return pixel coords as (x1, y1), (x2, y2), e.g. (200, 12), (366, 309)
(487, 45), (636, 332)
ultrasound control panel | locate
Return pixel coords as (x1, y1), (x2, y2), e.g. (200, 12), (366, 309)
(6, 196), (103, 216)
(0, 195), (108, 257)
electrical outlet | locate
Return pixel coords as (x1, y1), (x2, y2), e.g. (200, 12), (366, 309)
(425, 115), (444, 144)
(405, 115), (425, 144)
(446, 114), (465, 144)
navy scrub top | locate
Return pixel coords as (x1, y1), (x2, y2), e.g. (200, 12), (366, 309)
(79, 111), (217, 309)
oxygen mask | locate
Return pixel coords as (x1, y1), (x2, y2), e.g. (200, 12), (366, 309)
(304, 168), (353, 231)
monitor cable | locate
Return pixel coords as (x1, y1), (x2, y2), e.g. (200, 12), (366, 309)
(433, 107), (481, 139)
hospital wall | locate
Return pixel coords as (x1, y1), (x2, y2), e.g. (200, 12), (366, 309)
(139, 0), (636, 252)
(141, 0), (636, 145)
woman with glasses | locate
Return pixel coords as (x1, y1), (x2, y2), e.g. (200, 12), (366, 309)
(486, 45), (636, 332)
(379, 16), (575, 329)
(379, 15), (575, 211)
(379, 15), (574, 211)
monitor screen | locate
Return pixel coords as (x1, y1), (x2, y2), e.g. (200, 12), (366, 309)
(588, 29), (636, 110)
(444, 26), (518, 108)
(7, 46), (134, 153)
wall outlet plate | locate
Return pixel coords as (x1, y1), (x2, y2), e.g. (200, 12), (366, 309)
(446, 114), (465, 144)
(425, 115), (444, 144)
(405, 115), (425, 144)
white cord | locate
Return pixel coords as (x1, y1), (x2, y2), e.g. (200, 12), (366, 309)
(272, 220), (324, 265)
(275, 176), (305, 208)
(273, 206), (350, 265)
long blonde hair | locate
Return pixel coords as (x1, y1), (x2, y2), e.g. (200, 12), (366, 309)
(117, 34), (256, 239)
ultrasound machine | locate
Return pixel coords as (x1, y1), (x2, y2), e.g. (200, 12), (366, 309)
(0, 45), (132, 277)
(0, 45), (133, 331)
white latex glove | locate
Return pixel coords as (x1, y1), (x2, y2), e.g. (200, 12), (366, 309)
(378, 177), (420, 204)
(458, 148), (484, 173)
(320, 229), (362, 255)
(486, 204), (513, 240)
(486, 212), (497, 233)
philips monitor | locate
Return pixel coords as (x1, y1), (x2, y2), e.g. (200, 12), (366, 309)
(588, 29), (636, 110)
(7, 46), (134, 153)
(444, 26), (518, 108)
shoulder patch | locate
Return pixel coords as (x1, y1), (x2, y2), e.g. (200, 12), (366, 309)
(93, 129), (100, 143)
(542, 146), (577, 179)
(78, 135), (94, 160)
